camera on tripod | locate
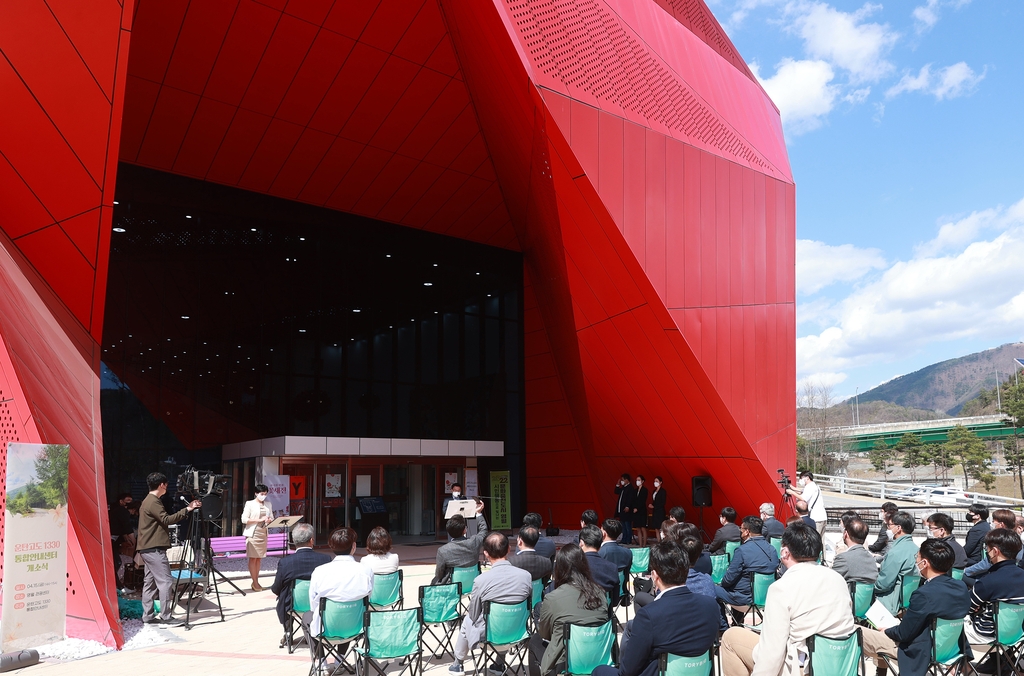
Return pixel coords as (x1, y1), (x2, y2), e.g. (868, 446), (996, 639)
(177, 467), (230, 520)
(776, 468), (792, 491)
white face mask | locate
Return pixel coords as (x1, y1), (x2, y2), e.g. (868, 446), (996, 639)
(256, 493), (267, 502)
(452, 491), (460, 498)
(636, 480), (642, 487)
(654, 482), (661, 488)
(798, 479), (806, 487)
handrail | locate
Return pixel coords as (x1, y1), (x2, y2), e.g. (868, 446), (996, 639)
(815, 474), (1024, 507)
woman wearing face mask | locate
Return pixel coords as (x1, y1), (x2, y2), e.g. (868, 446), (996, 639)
(634, 475), (649, 547)
(241, 483), (272, 591)
(649, 477), (667, 538)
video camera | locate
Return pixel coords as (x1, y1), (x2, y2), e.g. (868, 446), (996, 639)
(177, 467), (230, 520)
(776, 468), (792, 491)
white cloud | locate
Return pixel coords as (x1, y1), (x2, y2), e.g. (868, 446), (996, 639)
(912, 0), (941, 33)
(796, 239), (886, 294)
(797, 197), (1024, 381)
(788, 2), (899, 83)
(844, 87), (871, 104)
(751, 58), (838, 135)
(886, 62), (985, 100)
(797, 371), (848, 393)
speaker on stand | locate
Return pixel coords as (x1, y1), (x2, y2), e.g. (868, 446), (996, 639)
(691, 476), (712, 542)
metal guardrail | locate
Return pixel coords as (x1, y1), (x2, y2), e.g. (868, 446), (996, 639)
(816, 474), (1024, 507)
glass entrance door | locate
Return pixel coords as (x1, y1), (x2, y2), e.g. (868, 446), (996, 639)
(316, 463), (346, 542)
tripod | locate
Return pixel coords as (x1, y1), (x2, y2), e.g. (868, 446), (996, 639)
(172, 513), (244, 629)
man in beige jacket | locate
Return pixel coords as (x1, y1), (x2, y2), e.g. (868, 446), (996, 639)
(720, 523), (855, 676)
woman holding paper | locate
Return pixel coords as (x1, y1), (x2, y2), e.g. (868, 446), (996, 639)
(241, 483), (272, 591)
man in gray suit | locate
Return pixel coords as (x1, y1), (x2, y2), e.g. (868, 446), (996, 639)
(832, 518), (878, 584)
(433, 501), (489, 584)
(450, 532), (533, 674)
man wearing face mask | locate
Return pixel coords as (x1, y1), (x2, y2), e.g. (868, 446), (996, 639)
(443, 483), (463, 521)
(614, 473), (638, 545)
(874, 511), (920, 614)
(242, 483), (273, 591)
(785, 471), (826, 537)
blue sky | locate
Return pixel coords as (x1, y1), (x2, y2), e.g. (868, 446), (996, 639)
(708, 0), (1024, 406)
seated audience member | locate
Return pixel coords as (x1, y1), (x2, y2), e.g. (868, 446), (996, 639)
(510, 526), (554, 584)
(599, 518), (634, 576)
(720, 523), (855, 676)
(785, 515), (803, 527)
(832, 510), (861, 556)
(580, 509), (600, 528)
(707, 507), (741, 555)
(794, 500), (815, 530)
(593, 541), (719, 676)
(271, 523), (332, 648)
(432, 500), (489, 584)
(860, 539), (971, 676)
(674, 522), (712, 574)
(964, 504), (992, 566)
(965, 529), (1024, 673)
(965, 509), (1020, 582)
(832, 517), (878, 584)
(450, 533), (533, 675)
(715, 516), (780, 624)
(579, 525), (620, 607)
(668, 506), (686, 524)
(925, 513), (967, 571)
(528, 544), (609, 676)
(874, 511), (919, 614)
(360, 526), (399, 575)
(304, 527), (373, 653)
(759, 503), (785, 539)
(658, 519), (676, 543)
(869, 503), (899, 559)
(522, 512), (556, 561)
(634, 534), (715, 609)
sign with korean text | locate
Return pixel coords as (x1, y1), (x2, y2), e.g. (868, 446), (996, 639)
(263, 475), (290, 518)
(489, 470), (510, 530)
(1, 443), (69, 651)
(464, 469), (478, 499)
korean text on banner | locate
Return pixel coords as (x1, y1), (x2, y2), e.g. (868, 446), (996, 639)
(464, 469), (478, 499)
(490, 471), (510, 530)
(263, 475), (290, 518)
(1, 443), (70, 651)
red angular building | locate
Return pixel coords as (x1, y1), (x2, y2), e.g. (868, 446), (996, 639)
(0, 0), (794, 647)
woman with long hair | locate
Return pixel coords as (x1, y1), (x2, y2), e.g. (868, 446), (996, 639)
(528, 544), (610, 676)
(360, 526), (399, 574)
(240, 483), (272, 591)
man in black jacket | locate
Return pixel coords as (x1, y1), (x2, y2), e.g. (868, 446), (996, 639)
(758, 503), (785, 539)
(707, 507), (741, 555)
(614, 474), (637, 545)
(509, 526), (553, 584)
(868, 502), (898, 559)
(521, 512), (556, 561)
(861, 539), (972, 676)
(580, 525), (620, 606)
(963, 504), (991, 566)
(271, 523), (332, 648)
(965, 529), (1024, 673)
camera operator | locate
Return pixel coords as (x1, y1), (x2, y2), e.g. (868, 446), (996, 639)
(138, 471), (201, 625)
(785, 471), (826, 537)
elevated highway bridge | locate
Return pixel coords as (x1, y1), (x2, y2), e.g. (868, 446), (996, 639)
(798, 414), (1017, 451)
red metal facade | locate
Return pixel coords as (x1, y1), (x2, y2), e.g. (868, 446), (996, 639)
(0, 0), (795, 645)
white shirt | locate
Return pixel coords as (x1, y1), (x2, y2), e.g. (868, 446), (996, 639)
(360, 552), (399, 575)
(240, 499), (272, 538)
(308, 555), (373, 635)
(801, 481), (826, 524)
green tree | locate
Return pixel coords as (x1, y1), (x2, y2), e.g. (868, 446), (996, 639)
(1000, 381), (1024, 499)
(869, 440), (898, 477)
(945, 425), (994, 491)
(924, 442), (954, 483)
(34, 443), (69, 508)
(895, 432), (927, 483)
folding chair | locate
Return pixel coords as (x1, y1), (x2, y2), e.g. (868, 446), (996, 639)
(309, 597), (368, 676)
(805, 629), (864, 676)
(630, 547), (651, 589)
(369, 571), (404, 611)
(973, 602), (1024, 676)
(899, 573), (922, 617)
(768, 537), (783, 559)
(473, 599), (531, 676)
(618, 570), (630, 620)
(419, 583), (462, 660)
(950, 568), (965, 580)
(452, 564), (481, 612)
(745, 572), (774, 625)
(288, 578), (312, 654)
(529, 579), (545, 631)
(928, 617), (967, 675)
(850, 581), (874, 627)
(725, 541), (740, 561)
(710, 555), (729, 585)
(658, 650), (712, 676)
(355, 607), (423, 676)
(561, 619), (617, 675)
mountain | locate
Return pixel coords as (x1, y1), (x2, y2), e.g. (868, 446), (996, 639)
(852, 342), (1024, 415)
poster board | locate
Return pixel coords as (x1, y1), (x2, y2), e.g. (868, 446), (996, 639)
(263, 474), (290, 518)
(443, 473), (459, 494)
(464, 469), (478, 498)
(490, 470), (510, 529)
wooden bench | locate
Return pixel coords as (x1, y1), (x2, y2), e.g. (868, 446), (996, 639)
(210, 533), (290, 559)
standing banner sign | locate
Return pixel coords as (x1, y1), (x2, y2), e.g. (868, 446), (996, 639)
(263, 475), (290, 518)
(1, 443), (70, 651)
(464, 469), (478, 500)
(489, 470), (510, 530)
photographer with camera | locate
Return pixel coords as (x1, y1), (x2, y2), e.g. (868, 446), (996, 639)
(138, 472), (201, 625)
(785, 471), (826, 536)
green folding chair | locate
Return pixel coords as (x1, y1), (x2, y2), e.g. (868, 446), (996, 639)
(658, 650), (712, 676)
(973, 602), (1024, 676)
(928, 617), (966, 675)
(309, 597), (368, 676)
(629, 547), (651, 605)
(950, 568), (965, 580)
(452, 564), (481, 612)
(618, 570), (630, 620)
(769, 537), (783, 559)
(355, 607), (423, 676)
(805, 630), (864, 676)
(899, 573), (922, 616)
(419, 583), (462, 660)
(850, 582), (874, 625)
(369, 570), (404, 610)
(287, 578), (312, 653)
(474, 599), (531, 676)
(710, 555), (729, 585)
(529, 579), (545, 632)
(562, 619), (617, 675)
(725, 541), (740, 561)
(746, 572), (774, 625)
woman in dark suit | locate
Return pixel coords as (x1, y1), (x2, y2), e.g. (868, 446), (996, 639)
(649, 476), (666, 536)
(634, 475), (650, 547)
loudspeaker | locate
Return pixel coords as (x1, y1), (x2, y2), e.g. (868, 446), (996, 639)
(692, 476), (712, 507)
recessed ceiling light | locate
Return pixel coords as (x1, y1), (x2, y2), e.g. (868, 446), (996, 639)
(185, 215), (192, 219)
(299, 237), (305, 241)
(181, 315), (189, 319)
(113, 227), (125, 233)
(251, 228), (256, 232)
(433, 263), (438, 267)
(423, 282), (432, 286)
(386, 254), (391, 258)
(299, 329), (306, 333)
(112, 201), (119, 205)
(353, 309), (361, 313)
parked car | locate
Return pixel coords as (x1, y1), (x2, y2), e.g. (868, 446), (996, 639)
(915, 487), (969, 506)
